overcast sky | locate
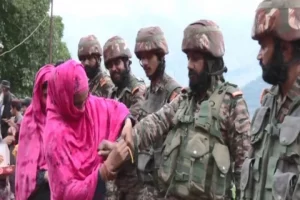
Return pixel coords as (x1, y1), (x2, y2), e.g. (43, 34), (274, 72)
(53, 0), (263, 87)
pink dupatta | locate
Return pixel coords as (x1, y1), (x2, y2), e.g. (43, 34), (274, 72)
(44, 59), (129, 200)
(15, 65), (54, 200)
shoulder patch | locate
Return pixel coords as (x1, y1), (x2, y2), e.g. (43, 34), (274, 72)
(225, 84), (243, 98)
(99, 78), (107, 87)
(232, 90), (243, 97)
(132, 86), (139, 94)
(169, 91), (179, 102)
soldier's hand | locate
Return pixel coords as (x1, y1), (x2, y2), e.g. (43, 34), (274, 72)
(98, 140), (116, 157)
(120, 118), (133, 151)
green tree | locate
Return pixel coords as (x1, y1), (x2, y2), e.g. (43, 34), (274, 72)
(0, 0), (71, 97)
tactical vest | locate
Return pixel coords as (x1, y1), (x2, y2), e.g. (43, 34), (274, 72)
(158, 82), (238, 200)
(137, 75), (181, 184)
(138, 74), (181, 120)
(240, 92), (300, 200)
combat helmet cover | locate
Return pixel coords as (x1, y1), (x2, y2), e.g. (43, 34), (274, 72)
(134, 26), (169, 58)
(182, 20), (225, 58)
(103, 36), (132, 63)
(252, 0), (300, 41)
(78, 35), (102, 58)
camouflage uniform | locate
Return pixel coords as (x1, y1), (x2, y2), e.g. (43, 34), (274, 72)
(240, 1), (300, 199)
(103, 36), (146, 200)
(78, 35), (114, 97)
(260, 88), (269, 105)
(0, 42), (4, 53)
(134, 26), (181, 200)
(133, 20), (251, 200)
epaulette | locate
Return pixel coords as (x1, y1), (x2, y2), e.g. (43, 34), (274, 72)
(99, 77), (108, 87)
(226, 85), (243, 98)
(132, 86), (139, 94)
(169, 91), (179, 102)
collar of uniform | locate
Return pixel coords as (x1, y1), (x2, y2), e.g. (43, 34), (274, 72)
(112, 73), (134, 92)
(271, 76), (300, 105)
(187, 81), (223, 102)
(149, 73), (167, 93)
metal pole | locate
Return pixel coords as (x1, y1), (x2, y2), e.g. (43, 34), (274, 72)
(49, 0), (54, 64)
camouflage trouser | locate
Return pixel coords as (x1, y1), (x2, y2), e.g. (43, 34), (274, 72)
(105, 181), (117, 200)
(136, 184), (162, 200)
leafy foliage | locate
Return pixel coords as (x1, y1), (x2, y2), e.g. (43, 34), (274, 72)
(0, 0), (71, 97)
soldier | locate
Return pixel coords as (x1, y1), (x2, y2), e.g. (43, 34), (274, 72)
(104, 36), (146, 120)
(78, 35), (114, 97)
(240, 0), (300, 199)
(133, 26), (182, 199)
(103, 36), (146, 200)
(128, 20), (251, 200)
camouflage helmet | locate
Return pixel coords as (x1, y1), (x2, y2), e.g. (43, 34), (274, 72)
(103, 36), (132, 64)
(182, 20), (225, 58)
(78, 35), (102, 58)
(134, 26), (169, 58)
(252, 0), (300, 42)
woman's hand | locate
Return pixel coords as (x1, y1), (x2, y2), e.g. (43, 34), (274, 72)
(104, 139), (129, 171)
(98, 140), (115, 157)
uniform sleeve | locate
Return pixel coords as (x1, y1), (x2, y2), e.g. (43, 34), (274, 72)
(222, 95), (251, 192)
(168, 87), (182, 103)
(129, 84), (146, 121)
(134, 94), (182, 150)
(100, 76), (114, 98)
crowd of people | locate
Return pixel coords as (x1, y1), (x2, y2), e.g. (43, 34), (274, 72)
(0, 0), (299, 200)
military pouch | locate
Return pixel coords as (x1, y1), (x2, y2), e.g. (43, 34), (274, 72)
(211, 143), (231, 197)
(251, 107), (269, 144)
(158, 133), (181, 184)
(240, 158), (255, 199)
(137, 150), (154, 183)
(179, 134), (209, 196)
(272, 170), (297, 200)
(279, 116), (300, 146)
(153, 147), (162, 169)
(137, 150), (153, 173)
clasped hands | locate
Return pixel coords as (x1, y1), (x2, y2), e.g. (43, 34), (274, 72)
(98, 118), (135, 177)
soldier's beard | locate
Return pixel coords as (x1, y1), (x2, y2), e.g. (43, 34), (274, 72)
(260, 49), (288, 86)
(85, 65), (100, 80)
(189, 69), (210, 95)
(111, 69), (130, 88)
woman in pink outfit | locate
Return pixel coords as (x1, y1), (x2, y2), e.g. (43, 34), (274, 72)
(44, 59), (132, 200)
(15, 64), (54, 200)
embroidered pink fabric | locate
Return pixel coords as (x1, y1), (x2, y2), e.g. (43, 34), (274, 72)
(44, 59), (129, 200)
(15, 64), (54, 200)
